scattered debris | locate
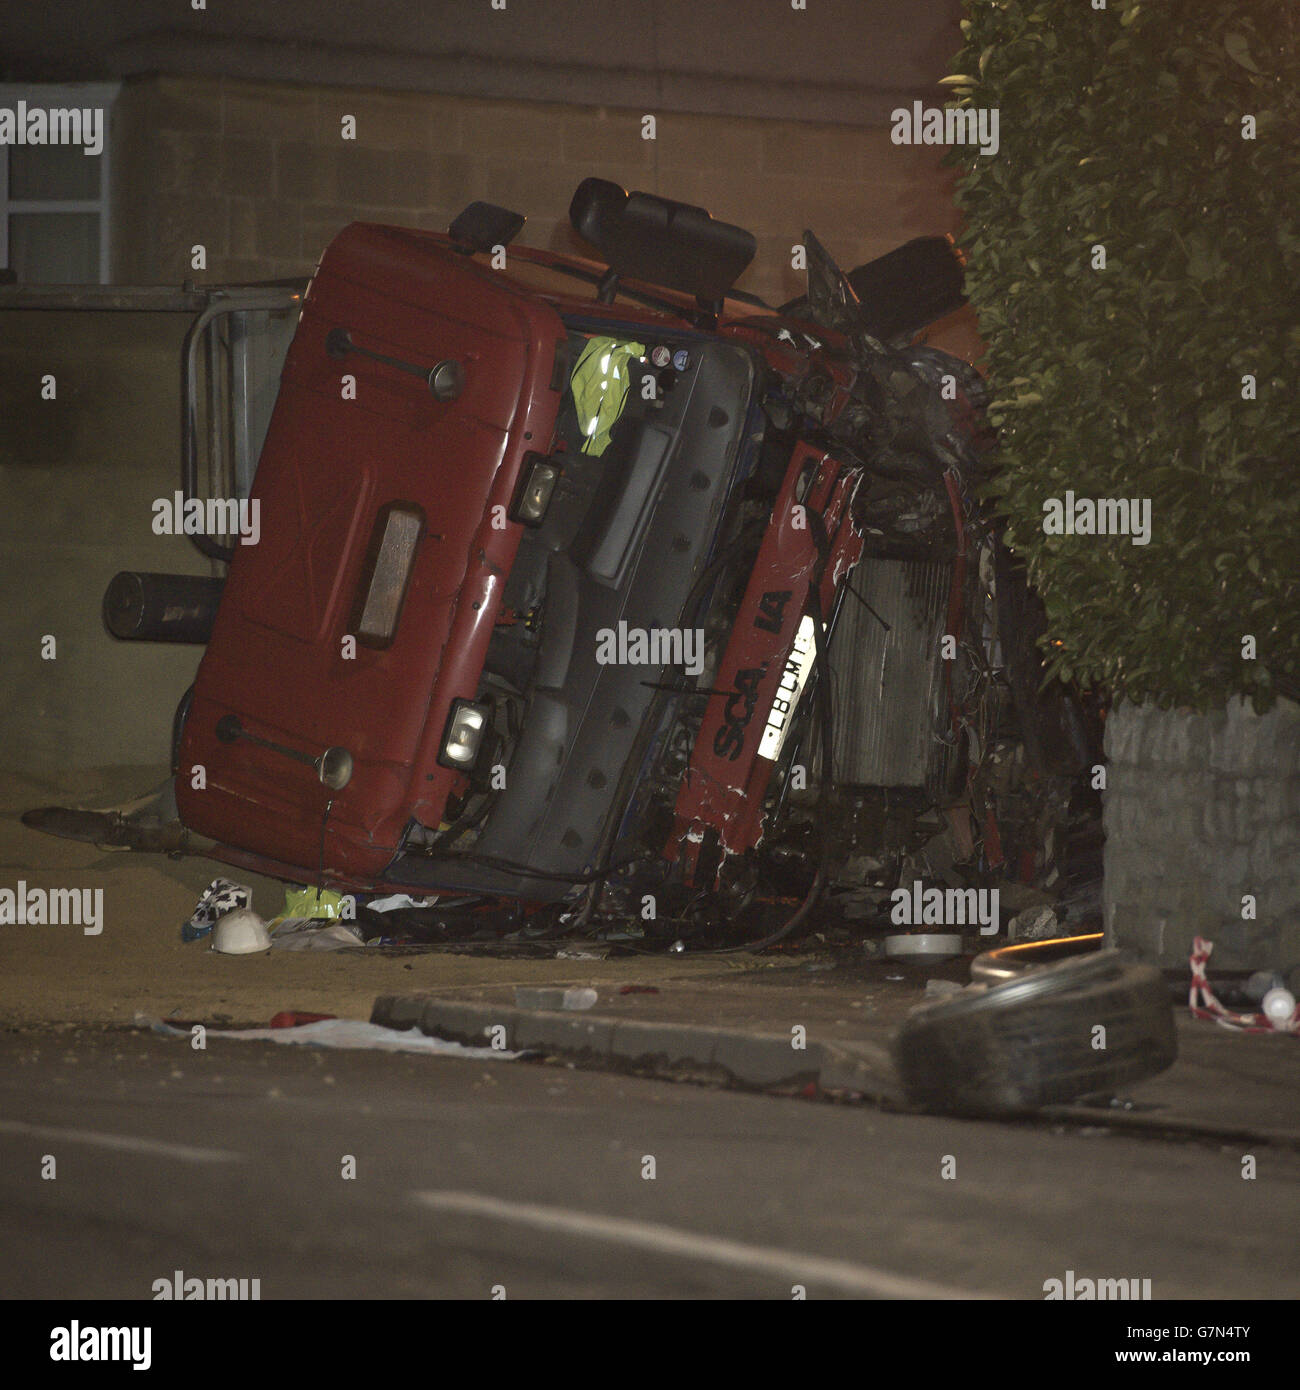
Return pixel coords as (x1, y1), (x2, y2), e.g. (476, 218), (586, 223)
(883, 932), (962, 963)
(211, 908), (271, 956)
(593, 923), (645, 943)
(1008, 905), (1058, 942)
(996, 881), (1057, 916)
(923, 978), (966, 1000)
(1189, 937), (1299, 1034)
(278, 885), (353, 920)
(20, 789), (191, 854)
(269, 918), (365, 952)
(137, 1013), (518, 1057)
(183, 877), (251, 943)
(514, 986), (599, 1011)
(366, 893), (439, 913)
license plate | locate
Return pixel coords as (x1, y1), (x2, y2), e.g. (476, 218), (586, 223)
(757, 614), (818, 762)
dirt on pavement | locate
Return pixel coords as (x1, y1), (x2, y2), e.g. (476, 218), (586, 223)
(0, 766), (751, 1029)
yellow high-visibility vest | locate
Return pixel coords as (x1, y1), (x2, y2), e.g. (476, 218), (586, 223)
(570, 336), (646, 456)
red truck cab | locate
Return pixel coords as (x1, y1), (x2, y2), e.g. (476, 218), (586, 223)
(173, 180), (1016, 936)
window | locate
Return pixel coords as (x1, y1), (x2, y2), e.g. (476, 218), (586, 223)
(0, 83), (118, 284)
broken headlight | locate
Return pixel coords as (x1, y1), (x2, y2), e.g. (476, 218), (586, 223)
(510, 453), (560, 527)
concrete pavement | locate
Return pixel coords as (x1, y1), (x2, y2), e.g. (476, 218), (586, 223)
(373, 956), (1300, 1146)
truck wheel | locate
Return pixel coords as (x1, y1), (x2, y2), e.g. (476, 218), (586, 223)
(891, 950), (1177, 1117)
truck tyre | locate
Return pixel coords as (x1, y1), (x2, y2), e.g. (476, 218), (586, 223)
(891, 950), (1177, 1117)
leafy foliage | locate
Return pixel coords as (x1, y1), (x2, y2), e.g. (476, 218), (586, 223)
(946, 0), (1299, 710)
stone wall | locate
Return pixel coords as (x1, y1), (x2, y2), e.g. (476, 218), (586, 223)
(1104, 697), (1300, 972)
(0, 311), (210, 778)
(110, 74), (972, 325)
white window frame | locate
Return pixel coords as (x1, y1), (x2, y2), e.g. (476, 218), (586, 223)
(0, 81), (120, 283)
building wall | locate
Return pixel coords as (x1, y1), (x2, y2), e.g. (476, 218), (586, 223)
(0, 311), (211, 781)
(1104, 698), (1300, 972)
(112, 75), (961, 309)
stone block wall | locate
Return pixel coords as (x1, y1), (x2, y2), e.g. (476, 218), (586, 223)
(0, 311), (210, 777)
(1104, 697), (1300, 971)
(110, 75), (968, 317)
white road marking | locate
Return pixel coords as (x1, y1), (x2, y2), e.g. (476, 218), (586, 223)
(412, 1189), (988, 1298)
(0, 1120), (244, 1165)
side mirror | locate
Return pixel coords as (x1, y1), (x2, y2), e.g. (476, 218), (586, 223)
(846, 236), (967, 341)
(448, 201), (526, 255)
(569, 178), (756, 308)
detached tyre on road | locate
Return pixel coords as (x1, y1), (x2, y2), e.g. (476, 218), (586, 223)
(892, 950), (1177, 1117)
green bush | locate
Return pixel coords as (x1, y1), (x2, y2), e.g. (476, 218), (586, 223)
(945, 0), (1299, 710)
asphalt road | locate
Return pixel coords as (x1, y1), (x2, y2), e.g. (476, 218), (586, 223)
(1, 1028), (1296, 1301)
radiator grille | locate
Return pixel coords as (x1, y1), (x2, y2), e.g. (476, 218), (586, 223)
(827, 556), (953, 793)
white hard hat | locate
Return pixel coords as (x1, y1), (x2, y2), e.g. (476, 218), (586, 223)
(211, 907), (271, 955)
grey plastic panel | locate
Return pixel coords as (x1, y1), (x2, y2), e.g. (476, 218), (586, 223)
(535, 553), (579, 691)
(582, 423), (674, 586)
(392, 339), (756, 899)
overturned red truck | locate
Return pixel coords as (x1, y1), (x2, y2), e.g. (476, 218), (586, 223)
(99, 180), (1096, 946)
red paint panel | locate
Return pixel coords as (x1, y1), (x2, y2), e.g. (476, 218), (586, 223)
(177, 224), (563, 879)
(669, 444), (863, 877)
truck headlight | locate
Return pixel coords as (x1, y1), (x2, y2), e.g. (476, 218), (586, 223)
(510, 453), (560, 527)
(439, 699), (489, 769)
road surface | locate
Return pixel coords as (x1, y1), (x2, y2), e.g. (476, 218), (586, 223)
(1, 1027), (1294, 1300)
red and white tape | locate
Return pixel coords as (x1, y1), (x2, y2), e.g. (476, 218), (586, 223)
(1189, 936), (1299, 1034)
